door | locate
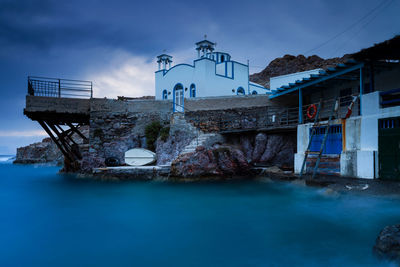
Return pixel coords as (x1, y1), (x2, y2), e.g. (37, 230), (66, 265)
(309, 124), (342, 154)
(173, 84), (184, 112)
(379, 117), (400, 180)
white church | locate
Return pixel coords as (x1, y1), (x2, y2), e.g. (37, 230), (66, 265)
(155, 39), (269, 112)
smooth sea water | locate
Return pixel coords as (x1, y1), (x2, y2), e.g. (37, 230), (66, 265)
(0, 159), (399, 266)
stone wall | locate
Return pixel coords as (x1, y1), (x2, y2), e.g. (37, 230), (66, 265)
(81, 99), (172, 172)
(185, 94), (296, 111)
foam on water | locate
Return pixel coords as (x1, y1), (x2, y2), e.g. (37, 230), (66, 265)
(0, 163), (398, 267)
(0, 155), (15, 163)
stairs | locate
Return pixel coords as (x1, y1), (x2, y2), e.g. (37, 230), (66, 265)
(181, 133), (217, 154)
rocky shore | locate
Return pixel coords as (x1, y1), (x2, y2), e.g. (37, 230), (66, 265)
(14, 126), (89, 165)
(13, 137), (63, 165)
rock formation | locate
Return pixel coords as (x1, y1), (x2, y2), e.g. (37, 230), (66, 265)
(170, 132), (295, 178)
(171, 145), (250, 178)
(14, 126), (89, 165)
(156, 130), (194, 166)
(374, 224), (400, 262)
(14, 137), (63, 165)
(250, 54), (350, 88)
(240, 133), (295, 168)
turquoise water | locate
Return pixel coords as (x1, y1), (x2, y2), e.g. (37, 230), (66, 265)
(0, 161), (399, 266)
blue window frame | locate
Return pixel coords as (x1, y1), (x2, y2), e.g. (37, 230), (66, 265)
(237, 87), (245, 95)
(162, 89), (168, 100)
(190, 84), (196, 98)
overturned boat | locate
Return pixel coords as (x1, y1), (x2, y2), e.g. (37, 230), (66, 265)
(124, 148), (156, 166)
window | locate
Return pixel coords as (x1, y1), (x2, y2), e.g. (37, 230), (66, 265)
(252, 90), (258, 95)
(190, 84), (196, 98)
(221, 55), (225, 62)
(162, 89), (168, 100)
(237, 87), (245, 95)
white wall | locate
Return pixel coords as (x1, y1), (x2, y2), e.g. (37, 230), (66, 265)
(270, 69), (322, 91)
(155, 57), (267, 100)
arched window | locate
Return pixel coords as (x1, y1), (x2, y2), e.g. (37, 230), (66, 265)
(221, 55), (225, 62)
(162, 89), (168, 100)
(190, 84), (196, 98)
(252, 90), (258, 95)
(237, 87), (245, 95)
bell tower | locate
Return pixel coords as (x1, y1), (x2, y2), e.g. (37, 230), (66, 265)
(156, 53), (173, 70)
(195, 35), (216, 58)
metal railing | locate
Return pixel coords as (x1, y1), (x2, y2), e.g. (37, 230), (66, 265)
(184, 94), (360, 133)
(28, 76), (93, 98)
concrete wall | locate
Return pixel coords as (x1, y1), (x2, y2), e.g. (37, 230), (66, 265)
(295, 92), (400, 179)
(25, 95), (90, 114)
(357, 91), (400, 178)
(90, 98), (172, 113)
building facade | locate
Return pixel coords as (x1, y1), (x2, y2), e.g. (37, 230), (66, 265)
(268, 36), (400, 180)
(155, 39), (268, 112)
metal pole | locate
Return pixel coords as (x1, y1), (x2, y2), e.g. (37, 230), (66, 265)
(360, 67), (363, 115)
(299, 88), (303, 124)
(58, 79), (61, 97)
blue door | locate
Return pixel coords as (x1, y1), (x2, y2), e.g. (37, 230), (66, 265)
(309, 124), (342, 154)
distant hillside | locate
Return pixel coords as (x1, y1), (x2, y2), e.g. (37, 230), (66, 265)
(250, 54), (351, 88)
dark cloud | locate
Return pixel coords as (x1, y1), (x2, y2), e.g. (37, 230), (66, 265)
(0, 0), (399, 153)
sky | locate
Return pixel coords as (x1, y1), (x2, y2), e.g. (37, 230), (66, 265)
(0, 0), (399, 154)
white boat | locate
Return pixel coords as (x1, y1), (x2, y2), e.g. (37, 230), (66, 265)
(124, 148), (156, 166)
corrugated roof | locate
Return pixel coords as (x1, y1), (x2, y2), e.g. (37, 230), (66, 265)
(269, 60), (364, 99)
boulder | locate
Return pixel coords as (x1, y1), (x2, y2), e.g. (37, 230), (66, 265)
(374, 224), (400, 261)
(171, 145), (250, 178)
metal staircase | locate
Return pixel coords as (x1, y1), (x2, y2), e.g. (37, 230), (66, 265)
(299, 97), (339, 179)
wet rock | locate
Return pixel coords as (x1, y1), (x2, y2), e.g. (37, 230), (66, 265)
(156, 130), (194, 166)
(240, 135), (253, 160)
(171, 145), (250, 178)
(252, 133), (268, 162)
(374, 224), (400, 262)
(259, 134), (295, 168)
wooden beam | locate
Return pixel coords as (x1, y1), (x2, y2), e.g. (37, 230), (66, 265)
(38, 120), (72, 162)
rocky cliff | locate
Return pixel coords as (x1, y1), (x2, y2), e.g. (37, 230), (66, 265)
(250, 54), (351, 88)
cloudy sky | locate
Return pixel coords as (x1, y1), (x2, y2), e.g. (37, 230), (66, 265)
(0, 0), (399, 154)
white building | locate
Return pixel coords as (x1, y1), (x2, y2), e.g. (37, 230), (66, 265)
(155, 39), (269, 112)
(267, 36), (400, 180)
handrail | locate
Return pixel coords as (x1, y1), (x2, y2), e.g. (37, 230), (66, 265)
(27, 76), (93, 99)
(182, 94), (359, 133)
